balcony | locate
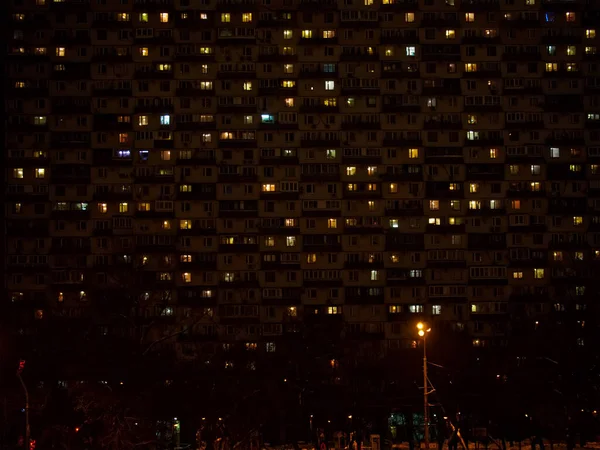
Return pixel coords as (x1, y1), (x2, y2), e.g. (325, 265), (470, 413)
(340, 87), (381, 96)
(340, 121), (381, 130)
(257, 54), (298, 63)
(134, 70), (174, 80)
(217, 139), (257, 148)
(382, 137), (422, 146)
(382, 103), (420, 113)
(300, 139), (341, 147)
(298, 69), (339, 79)
(299, 36), (339, 45)
(339, 52), (380, 62)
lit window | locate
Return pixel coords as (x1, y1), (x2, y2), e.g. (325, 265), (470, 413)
(138, 116), (149, 126)
(405, 12), (415, 22)
(389, 183), (398, 193)
(162, 220), (171, 230)
(286, 236), (296, 247)
(243, 81), (253, 91)
(182, 272), (192, 283)
(302, 29), (313, 38)
(573, 216), (583, 226)
(119, 202), (129, 213)
(180, 220), (192, 230)
(347, 98), (355, 107)
(157, 64), (171, 71)
(242, 13), (252, 22)
(445, 29), (455, 39)
(469, 200), (481, 210)
(429, 200), (439, 210)
(34, 47), (46, 55)
(140, 47), (149, 56)
(545, 63), (558, 72)
(199, 47), (213, 55)
(385, 48), (394, 57)
(137, 202), (151, 212)
(511, 200), (521, 210)
(159, 12), (169, 22)
(284, 98), (294, 107)
(367, 166), (377, 175)
(265, 236), (275, 247)
(221, 13), (230, 22)
(282, 80), (295, 88)
(117, 13), (130, 21)
(567, 46), (576, 56)
(465, 12), (475, 22)
(307, 253), (317, 263)
(513, 271), (523, 279)
(119, 133), (128, 143)
(326, 149), (336, 159)
(323, 30), (335, 38)
(56, 47), (65, 57)
(139, 13), (148, 22)
(160, 115), (171, 125)
(327, 218), (337, 228)
(283, 30), (293, 39)
(465, 63), (478, 72)
(262, 184), (276, 192)
(408, 148), (419, 159)
(32, 167), (45, 179)
(325, 80), (335, 90)
(553, 251), (563, 261)
(489, 148), (497, 159)
(533, 268), (545, 279)
(160, 150), (171, 161)
(565, 12), (576, 22)
(346, 166), (356, 176)
(406, 46), (416, 56)
(586, 29), (596, 39)
(370, 270), (379, 281)
(244, 115), (253, 124)
(13, 168), (24, 179)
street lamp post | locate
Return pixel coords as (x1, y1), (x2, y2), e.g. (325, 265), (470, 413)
(416, 323), (431, 450)
(16, 360), (30, 449)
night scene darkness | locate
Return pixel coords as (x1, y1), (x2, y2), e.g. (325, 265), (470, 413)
(4, 0), (600, 448)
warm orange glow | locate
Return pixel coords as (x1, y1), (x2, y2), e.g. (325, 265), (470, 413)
(417, 322), (424, 330)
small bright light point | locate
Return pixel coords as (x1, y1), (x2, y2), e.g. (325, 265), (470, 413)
(417, 322), (424, 330)
(418, 330), (425, 337)
(348, 415), (352, 419)
(218, 417), (222, 421)
(174, 417), (177, 421)
(284, 378), (287, 382)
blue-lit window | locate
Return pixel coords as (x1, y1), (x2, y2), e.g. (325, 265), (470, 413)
(323, 63), (336, 73)
(160, 114), (171, 125)
(73, 202), (88, 211)
(117, 149), (131, 158)
(545, 12), (555, 22)
(139, 150), (149, 161)
(261, 114), (275, 124)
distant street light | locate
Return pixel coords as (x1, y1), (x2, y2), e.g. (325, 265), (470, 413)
(416, 323), (432, 450)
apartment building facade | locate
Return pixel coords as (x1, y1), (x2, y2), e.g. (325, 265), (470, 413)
(5, 0), (600, 366)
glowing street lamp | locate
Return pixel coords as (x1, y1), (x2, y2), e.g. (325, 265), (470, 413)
(416, 323), (431, 450)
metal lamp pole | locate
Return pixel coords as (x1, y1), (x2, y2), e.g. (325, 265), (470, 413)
(417, 324), (431, 450)
(16, 360), (30, 448)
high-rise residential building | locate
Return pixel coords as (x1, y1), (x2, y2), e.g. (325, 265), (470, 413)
(5, 0), (600, 368)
